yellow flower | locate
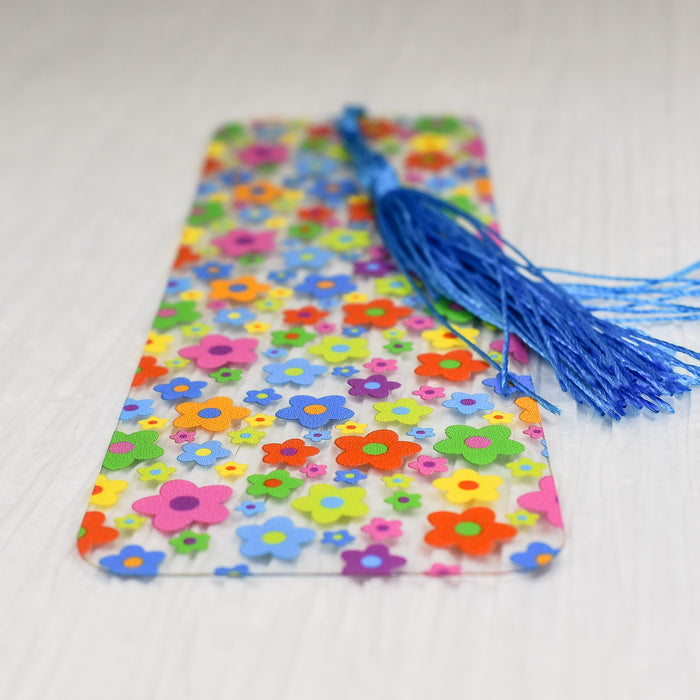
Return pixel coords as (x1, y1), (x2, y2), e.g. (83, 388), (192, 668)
(206, 140), (226, 158)
(291, 484), (369, 525)
(343, 291), (369, 304)
(422, 326), (480, 349)
(244, 321), (270, 334)
(215, 461), (248, 479)
(179, 290), (204, 302)
(244, 413), (276, 428)
(136, 462), (177, 482)
(181, 323), (212, 338)
(181, 226), (204, 245)
(381, 474), (415, 489)
(504, 458), (547, 478)
(335, 421), (368, 435)
(165, 357), (190, 370)
(481, 411), (514, 425)
(255, 298), (283, 312)
(506, 510), (540, 527)
(228, 428), (266, 445)
(137, 416), (169, 430)
(373, 398), (433, 426)
(89, 474), (128, 507)
(433, 468), (503, 504)
(318, 228), (371, 252)
(451, 184), (476, 199)
(114, 514), (148, 530)
(381, 328), (406, 340)
(307, 336), (369, 363)
(264, 216), (288, 228)
(144, 331), (173, 354)
(410, 133), (449, 152)
(267, 287), (293, 299)
(375, 275), (412, 297)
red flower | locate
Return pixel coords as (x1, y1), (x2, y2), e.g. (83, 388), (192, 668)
(348, 196), (374, 224)
(77, 511), (119, 556)
(424, 507), (517, 556)
(283, 306), (328, 326)
(173, 245), (201, 269)
(405, 151), (454, 172)
(335, 429), (421, 472)
(415, 350), (489, 382)
(298, 205), (335, 224)
(262, 439), (320, 467)
(360, 118), (397, 140)
(132, 356), (168, 387)
(342, 299), (412, 329)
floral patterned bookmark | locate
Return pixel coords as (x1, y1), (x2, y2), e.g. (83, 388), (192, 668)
(78, 116), (564, 578)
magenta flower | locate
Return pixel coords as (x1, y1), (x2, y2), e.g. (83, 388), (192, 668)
(523, 425), (545, 439)
(237, 142), (288, 167)
(300, 463), (327, 478)
(347, 374), (401, 399)
(517, 476), (563, 527)
(489, 334), (529, 364)
(179, 334), (258, 369)
(424, 563), (462, 577)
(363, 357), (397, 373)
(341, 544), (406, 576)
(412, 385), (446, 401)
(315, 322), (335, 334)
(403, 315), (435, 331)
(170, 430), (196, 444)
(407, 454), (448, 476)
(360, 518), (402, 541)
(353, 259), (397, 277)
(212, 229), (276, 258)
(133, 479), (233, 533)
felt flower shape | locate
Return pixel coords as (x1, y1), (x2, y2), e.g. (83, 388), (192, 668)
(434, 425), (525, 466)
(244, 388), (283, 405)
(425, 507), (517, 556)
(481, 410), (514, 425)
(481, 373), (535, 396)
(234, 180), (283, 204)
(209, 276), (271, 303)
(347, 374), (402, 399)
(173, 396), (251, 432)
(442, 392), (493, 415)
(383, 340), (413, 355)
(505, 457), (547, 478)
(505, 510), (540, 527)
(244, 413), (276, 428)
(154, 377), (209, 401)
(145, 331), (174, 354)
(342, 299), (412, 329)
(373, 398), (433, 426)
(283, 246), (334, 269)
(363, 357), (398, 372)
(341, 544), (406, 576)
(406, 427), (434, 440)
(132, 479), (232, 532)
(179, 334), (258, 369)
(490, 334), (529, 364)
(354, 258), (397, 277)
(263, 358), (328, 385)
(271, 326), (316, 347)
(212, 229), (276, 258)
(77, 511), (118, 556)
(385, 491), (422, 511)
(292, 484), (369, 525)
(236, 500), (266, 517)
(422, 326), (479, 349)
(114, 514), (148, 530)
(136, 462), (177, 482)
(228, 428), (266, 445)
(283, 306), (328, 325)
(335, 429), (421, 472)
(433, 468), (503, 504)
(510, 542), (560, 571)
(262, 438), (320, 467)
(119, 398), (154, 421)
(517, 476), (563, 527)
(375, 275), (412, 297)
(307, 336), (369, 363)
(406, 150), (454, 171)
(433, 297), (475, 324)
(358, 517), (402, 545)
(333, 365), (360, 376)
(381, 474), (416, 490)
(153, 300), (201, 331)
(214, 564), (251, 578)
(169, 530), (210, 554)
(415, 350), (489, 382)
(192, 261), (233, 281)
(214, 307), (257, 326)
(247, 469), (304, 499)
(236, 516), (315, 561)
(403, 315), (435, 331)
(209, 367), (243, 383)
(170, 430), (195, 444)
(318, 227), (371, 252)
(412, 385), (446, 401)
(289, 220), (324, 240)
(523, 425), (545, 439)
(215, 461), (248, 479)
(295, 274), (357, 299)
(407, 455), (449, 476)
(132, 356), (168, 387)
(514, 396), (542, 424)
(304, 430), (332, 442)
(424, 563), (462, 577)
(334, 421), (368, 436)
(334, 469), (368, 485)
(322, 530), (355, 547)
(238, 142), (288, 166)
(178, 440), (232, 467)
(300, 463), (327, 478)
(181, 322), (212, 338)
(275, 394), (354, 429)
(99, 544), (166, 577)
(102, 430), (164, 471)
(137, 416), (169, 430)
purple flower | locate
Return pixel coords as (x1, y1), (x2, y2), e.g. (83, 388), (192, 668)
(237, 142), (288, 167)
(347, 374), (401, 399)
(353, 259), (397, 277)
(341, 544), (406, 577)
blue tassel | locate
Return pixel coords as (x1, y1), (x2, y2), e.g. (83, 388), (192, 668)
(335, 106), (700, 419)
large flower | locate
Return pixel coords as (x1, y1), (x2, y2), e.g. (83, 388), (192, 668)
(131, 356), (168, 387)
(153, 301), (201, 331)
(307, 336), (369, 363)
(179, 334), (258, 369)
(102, 430), (164, 471)
(291, 484), (369, 524)
(342, 299), (412, 328)
(295, 274), (357, 299)
(77, 511), (118, 556)
(212, 229), (276, 258)
(236, 516), (315, 561)
(372, 398), (433, 426)
(99, 544), (166, 577)
(263, 358), (328, 385)
(424, 507), (517, 556)
(177, 440), (231, 467)
(209, 276), (270, 303)
(415, 350), (489, 381)
(262, 438), (320, 467)
(335, 429), (421, 472)
(434, 425), (524, 466)
(275, 394), (354, 429)
(516, 476), (563, 527)
(89, 474), (128, 507)
(133, 479), (232, 532)
(173, 396), (251, 432)
(442, 392), (494, 415)
(432, 468), (503, 504)
(340, 544), (406, 576)
(153, 377), (208, 401)
(246, 469), (304, 499)
(347, 374), (401, 399)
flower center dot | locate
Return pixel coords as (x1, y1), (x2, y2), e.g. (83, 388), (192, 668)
(465, 436), (492, 449)
(454, 522), (482, 537)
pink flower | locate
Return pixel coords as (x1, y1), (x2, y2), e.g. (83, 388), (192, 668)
(212, 229), (276, 258)
(412, 385), (446, 401)
(179, 334), (258, 369)
(314, 322), (335, 335)
(207, 300), (228, 311)
(424, 563), (462, 577)
(489, 334), (529, 364)
(170, 430), (196, 444)
(300, 463), (327, 478)
(517, 476), (563, 528)
(133, 479), (232, 533)
(237, 142), (288, 167)
(523, 425), (545, 439)
(403, 315), (435, 331)
(363, 358), (397, 373)
(407, 454), (448, 476)
(361, 517), (402, 541)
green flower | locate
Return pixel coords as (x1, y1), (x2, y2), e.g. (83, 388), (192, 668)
(136, 462), (177, 482)
(239, 253), (265, 266)
(383, 340), (413, 355)
(170, 530), (210, 554)
(247, 469), (303, 499)
(385, 491), (422, 511)
(375, 275), (413, 297)
(271, 326), (316, 347)
(291, 484), (369, 525)
(209, 368), (243, 383)
(288, 222), (322, 241)
(102, 430), (164, 471)
(187, 201), (227, 226)
(214, 123), (247, 144)
(504, 458), (547, 478)
(318, 228), (371, 252)
(449, 194), (477, 213)
(434, 425), (524, 466)
(228, 428), (266, 445)
(433, 297), (475, 324)
(153, 301), (201, 331)
(373, 398), (433, 427)
(414, 115), (462, 134)
(307, 336), (369, 363)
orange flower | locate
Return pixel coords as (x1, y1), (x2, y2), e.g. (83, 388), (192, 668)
(233, 180), (283, 204)
(342, 299), (412, 329)
(173, 244), (201, 269)
(210, 276), (270, 303)
(415, 350), (489, 382)
(132, 356), (168, 387)
(262, 439), (320, 467)
(77, 511), (119, 556)
(514, 396), (541, 424)
(335, 429), (421, 472)
(173, 396), (251, 432)
(405, 151), (454, 172)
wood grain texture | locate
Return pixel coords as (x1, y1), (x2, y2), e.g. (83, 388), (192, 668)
(1, 1), (699, 698)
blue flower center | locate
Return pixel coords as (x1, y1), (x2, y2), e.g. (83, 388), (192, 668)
(198, 408), (222, 418)
(360, 555), (383, 569)
(331, 344), (350, 352)
(364, 381), (381, 390)
(392, 406), (410, 415)
(320, 496), (344, 509)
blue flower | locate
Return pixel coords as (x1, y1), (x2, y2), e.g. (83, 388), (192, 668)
(481, 373), (535, 396)
(244, 388), (283, 406)
(235, 500), (266, 517)
(317, 297), (340, 310)
(276, 394), (354, 429)
(334, 469), (368, 486)
(541, 439), (549, 458)
(263, 347), (288, 359)
(332, 366), (360, 377)
(178, 440), (231, 467)
(322, 530), (355, 547)
(153, 377), (208, 401)
(119, 398), (154, 421)
(407, 426), (435, 439)
(214, 307), (256, 326)
(455, 163), (488, 179)
(304, 430), (333, 442)
(295, 152), (339, 179)
(192, 262), (234, 281)
(99, 545), (165, 577)
(307, 178), (358, 205)
(236, 516), (315, 561)
(268, 269), (296, 283)
(510, 542), (560, 571)
(214, 564), (251, 577)
(425, 174), (459, 191)
(165, 277), (192, 295)
(342, 326), (368, 338)
(218, 168), (253, 186)
(442, 392), (494, 415)
(238, 205), (271, 224)
(283, 246), (334, 270)
(264, 358), (328, 386)
(295, 274), (357, 299)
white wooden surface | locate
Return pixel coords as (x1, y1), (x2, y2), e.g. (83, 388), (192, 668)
(2, 1), (700, 698)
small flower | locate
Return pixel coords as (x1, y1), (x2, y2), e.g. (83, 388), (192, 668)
(523, 425), (545, 439)
(214, 307), (257, 326)
(434, 425), (524, 466)
(375, 275), (412, 297)
(170, 430), (195, 444)
(341, 544), (406, 576)
(385, 491), (421, 511)
(177, 440), (232, 467)
(237, 516), (315, 561)
(209, 275), (271, 303)
(261, 438), (320, 467)
(246, 469), (304, 499)
(425, 507), (517, 556)
(137, 462), (177, 482)
(407, 455), (449, 476)
(510, 542), (560, 571)
(137, 416), (169, 430)
(295, 274), (357, 299)
(363, 358), (397, 373)
(181, 323), (213, 338)
(422, 326), (479, 349)
(504, 457), (547, 478)
(212, 229), (276, 258)
(209, 367), (244, 383)
(89, 474), (128, 507)
(516, 476), (563, 527)
(361, 518), (402, 541)
(291, 484), (369, 524)
(99, 545), (166, 577)
(322, 530), (355, 547)
(263, 358), (328, 385)
(228, 428), (266, 445)
(235, 500), (267, 517)
(215, 461), (248, 478)
(300, 463), (327, 478)
(271, 326), (316, 347)
(304, 430), (332, 442)
(412, 385), (446, 401)
(347, 374), (401, 399)
(373, 398), (433, 426)
(179, 334), (258, 369)
(406, 426), (435, 439)
(283, 306), (328, 325)
(334, 422), (368, 435)
(275, 394), (354, 429)
(119, 398), (154, 421)
(505, 510), (540, 527)
(307, 336), (369, 364)
(244, 388), (283, 406)
(169, 530), (210, 554)
(214, 564), (251, 577)
(433, 468), (503, 504)
(262, 347), (287, 359)
(482, 411), (515, 425)
(442, 392), (494, 415)
(113, 514), (147, 531)
(481, 373), (535, 396)
(153, 300), (201, 331)
(334, 469), (368, 485)
(383, 340), (413, 355)
(424, 563), (462, 577)
(244, 413), (276, 429)
(381, 474), (415, 489)
(403, 315), (435, 331)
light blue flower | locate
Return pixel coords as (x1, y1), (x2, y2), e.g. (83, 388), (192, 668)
(178, 440), (231, 467)
(481, 373), (535, 396)
(322, 530), (355, 547)
(304, 430), (333, 442)
(235, 500), (266, 517)
(165, 277), (192, 295)
(263, 358), (328, 386)
(263, 347), (288, 360)
(442, 392), (494, 415)
(214, 307), (256, 326)
(334, 469), (367, 486)
(236, 516), (315, 560)
(214, 564), (251, 577)
(192, 261), (234, 281)
(283, 246), (333, 270)
(406, 426), (435, 439)
(119, 398), (154, 421)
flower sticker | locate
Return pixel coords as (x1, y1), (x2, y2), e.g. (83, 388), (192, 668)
(263, 358), (328, 385)
(209, 275), (271, 303)
(347, 374), (401, 399)
(178, 440), (231, 467)
(99, 545), (166, 577)
(415, 350), (489, 382)
(335, 429), (421, 472)
(342, 299), (412, 328)
(434, 425), (524, 465)
(179, 334), (258, 369)
(442, 392), (493, 416)
(246, 469), (304, 499)
(361, 518), (402, 541)
(262, 438), (320, 467)
(307, 336), (369, 363)
(340, 544), (406, 576)
(510, 542), (560, 571)
(89, 474), (128, 507)
(102, 430), (164, 471)
(516, 476), (563, 527)
(425, 508), (517, 556)
(372, 398), (433, 426)
(291, 484), (369, 524)
(432, 468), (503, 504)
(236, 516), (315, 560)
(275, 394), (354, 429)
(173, 396), (251, 432)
